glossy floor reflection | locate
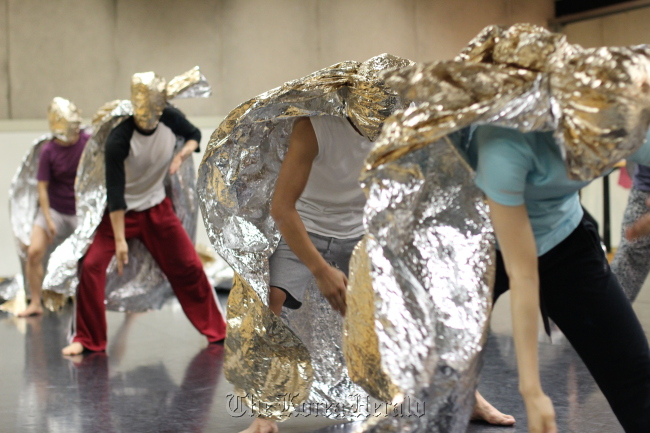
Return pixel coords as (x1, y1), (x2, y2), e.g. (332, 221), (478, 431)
(0, 286), (648, 433)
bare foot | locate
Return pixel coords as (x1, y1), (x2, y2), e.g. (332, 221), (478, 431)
(62, 342), (85, 356)
(17, 302), (43, 317)
(239, 417), (278, 433)
(471, 391), (516, 426)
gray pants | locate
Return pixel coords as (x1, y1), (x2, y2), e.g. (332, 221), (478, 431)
(268, 232), (361, 309)
(611, 187), (650, 302)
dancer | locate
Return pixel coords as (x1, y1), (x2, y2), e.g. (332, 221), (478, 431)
(242, 116), (514, 433)
(62, 71), (226, 356)
(468, 125), (650, 433)
(19, 98), (89, 317)
(611, 163), (650, 301)
(362, 23), (650, 433)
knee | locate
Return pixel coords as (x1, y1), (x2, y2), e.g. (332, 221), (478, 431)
(27, 245), (45, 266)
(82, 254), (106, 274)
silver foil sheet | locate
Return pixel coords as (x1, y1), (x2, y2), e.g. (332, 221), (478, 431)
(42, 68), (210, 311)
(345, 118), (495, 432)
(198, 54), (412, 421)
(377, 23), (650, 180)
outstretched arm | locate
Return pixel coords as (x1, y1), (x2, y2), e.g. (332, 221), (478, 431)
(487, 199), (557, 433)
(270, 117), (348, 315)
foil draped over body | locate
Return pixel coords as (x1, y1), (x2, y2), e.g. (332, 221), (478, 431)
(348, 128), (495, 432)
(42, 67), (210, 311)
(198, 54), (413, 421)
(347, 23), (650, 431)
(377, 24), (650, 179)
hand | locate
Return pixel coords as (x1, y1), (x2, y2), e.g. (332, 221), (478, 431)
(46, 219), (58, 244)
(626, 198), (650, 240)
(523, 392), (557, 433)
(314, 264), (348, 316)
(115, 239), (129, 276)
(169, 153), (184, 175)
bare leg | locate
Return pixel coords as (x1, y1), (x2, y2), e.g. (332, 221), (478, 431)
(471, 390), (516, 425)
(238, 287), (286, 432)
(18, 225), (49, 317)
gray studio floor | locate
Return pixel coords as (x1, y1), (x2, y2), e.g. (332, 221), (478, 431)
(1, 283), (649, 433)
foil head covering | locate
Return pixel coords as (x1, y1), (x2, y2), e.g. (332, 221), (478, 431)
(42, 67), (210, 311)
(346, 53), (412, 140)
(48, 97), (81, 144)
(379, 23), (650, 180)
(131, 72), (167, 131)
(197, 54), (412, 422)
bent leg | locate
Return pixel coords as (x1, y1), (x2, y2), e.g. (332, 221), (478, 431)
(65, 215), (116, 353)
(543, 222), (650, 432)
(141, 199), (226, 342)
(19, 225), (49, 317)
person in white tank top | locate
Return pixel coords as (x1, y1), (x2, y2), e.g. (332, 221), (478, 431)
(241, 115), (515, 433)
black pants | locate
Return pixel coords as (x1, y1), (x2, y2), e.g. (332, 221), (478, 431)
(493, 216), (650, 432)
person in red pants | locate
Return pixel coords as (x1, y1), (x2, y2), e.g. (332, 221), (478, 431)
(62, 71), (226, 355)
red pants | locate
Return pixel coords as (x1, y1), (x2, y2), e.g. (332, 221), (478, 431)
(73, 198), (226, 351)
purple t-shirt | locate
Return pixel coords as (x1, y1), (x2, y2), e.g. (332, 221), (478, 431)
(36, 130), (90, 215)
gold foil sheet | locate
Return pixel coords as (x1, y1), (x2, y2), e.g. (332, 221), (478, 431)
(166, 66), (211, 100)
(131, 72), (167, 131)
(197, 54), (411, 421)
(48, 97), (82, 144)
(42, 69), (211, 312)
(376, 23), (650, 180)
(347, 118), (495, 431)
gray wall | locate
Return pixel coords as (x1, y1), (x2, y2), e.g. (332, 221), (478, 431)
(0, 0), (554, 120)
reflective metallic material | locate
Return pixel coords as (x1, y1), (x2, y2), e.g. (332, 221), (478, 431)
(348, 127), (495, 432)
(378, 24), (650, 180)
(48, 97), (82, 144)
(42, 68), (211, 312)
(166, 66), (211, 100)
(198, 54), (412, 421)
(346, 23), (650, 432)
(131, 66), (212, 131)
(131, 72), (167, 131)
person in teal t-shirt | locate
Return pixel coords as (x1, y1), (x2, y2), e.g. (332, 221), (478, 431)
(466, 124), (650, 433)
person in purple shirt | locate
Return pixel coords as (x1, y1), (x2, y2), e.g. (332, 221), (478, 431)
(18, 98), (89, 317)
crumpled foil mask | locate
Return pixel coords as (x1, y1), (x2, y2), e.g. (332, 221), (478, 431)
(378, 23), (650, 180)
(197, 53), (412, 422)
(131, 72), (167, 131)
(48, 97), (81, 144)
(42, 67), (210, 311)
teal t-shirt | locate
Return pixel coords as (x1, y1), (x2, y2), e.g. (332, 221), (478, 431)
(462, 125), (650, 256)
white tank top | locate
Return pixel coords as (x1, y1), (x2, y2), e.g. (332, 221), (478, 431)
(295, 115), (374, 239)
